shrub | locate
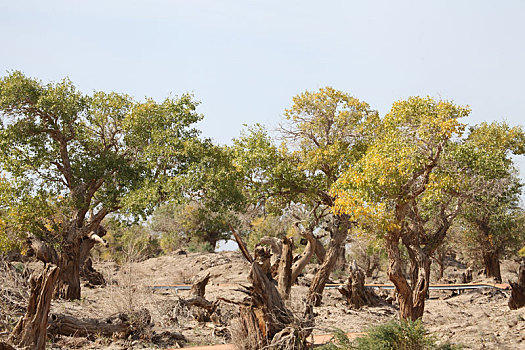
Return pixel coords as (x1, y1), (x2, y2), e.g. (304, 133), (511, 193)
(318, 321), (462, 350)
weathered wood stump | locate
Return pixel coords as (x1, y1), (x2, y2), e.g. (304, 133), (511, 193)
(9, 264), (59, 350)
(233, 232), (313, 349)
(338, 260), (382, 309)
(509, 260), (525, 310)
(182, 272), (220, 323)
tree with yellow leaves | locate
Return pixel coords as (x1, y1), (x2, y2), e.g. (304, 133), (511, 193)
(332, 96), (470, 320)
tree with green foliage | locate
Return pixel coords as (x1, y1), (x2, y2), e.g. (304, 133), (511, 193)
(457, 122), (525, 282)
(332, 97), (471, 319)
(233, 87), (379, 305)
(151, 200), (234, 252)
(150, 142), (246, 252)
(0, 71), (202, 299)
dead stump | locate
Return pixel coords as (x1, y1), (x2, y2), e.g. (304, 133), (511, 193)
(509, 260), (525, 310)
(9, 264), (59, 350)
(338, 260), (382, 309)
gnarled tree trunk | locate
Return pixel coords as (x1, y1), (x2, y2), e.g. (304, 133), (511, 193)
(9, 265), (59, 350)
(55, 242), (82, 300)
(307, 216), (349, 306)
(290, 230), (316, 284)
(409, 248), (431, 319)
(387, 235), (432, 321)
(79, 226), (107, 286)
(386, 236), (416, 320)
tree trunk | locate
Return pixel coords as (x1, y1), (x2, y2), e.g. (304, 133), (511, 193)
(277, 238), (293, 300)
(386, 236), (416, 320)
(237, 262), (311, 349)
(307, 216), (349, 306)
(483, 250), (502, 283)
(9, 265), (59, 350)
(509, 260), (525, 310)
(290, 231), (316, 284)
(334, 244), (347, 272)
(79, 226), (107, 286)
(410, 250), (431, 319)
(338, 260), (382, 309)
(260, 236), (282, 266)
(55, 243), (81, 300)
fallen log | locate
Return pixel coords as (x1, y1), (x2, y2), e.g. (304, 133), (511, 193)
(48, 308), (151, 338)
(9, 264), (59, 350)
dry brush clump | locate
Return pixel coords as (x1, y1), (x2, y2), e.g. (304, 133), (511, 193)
(0, 258), (30, 337)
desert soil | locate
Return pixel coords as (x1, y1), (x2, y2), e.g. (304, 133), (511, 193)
(5, 251), (525, 349)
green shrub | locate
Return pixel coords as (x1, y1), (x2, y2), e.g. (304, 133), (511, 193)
(352, 320), (433, 350)
(318, 321), (462, 350)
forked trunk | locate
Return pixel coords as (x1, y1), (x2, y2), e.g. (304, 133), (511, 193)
(483, 250), (502, 283)
(56, 243), (81, 300)
(386, 236), (425, 321)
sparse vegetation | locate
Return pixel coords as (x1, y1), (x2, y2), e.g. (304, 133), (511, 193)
(319, 321), (462, 350)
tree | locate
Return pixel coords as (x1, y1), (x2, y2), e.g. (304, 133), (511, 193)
(233, 87), (379, 305)
(457, 122), (525, 282)
(0, 72), (202, 299)
(151, 200), (234, 252)
(332, 97), (470, 319)
(151, 142), (246, 252)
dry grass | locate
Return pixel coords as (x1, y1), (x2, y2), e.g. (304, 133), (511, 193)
(0, 258), (29, 337)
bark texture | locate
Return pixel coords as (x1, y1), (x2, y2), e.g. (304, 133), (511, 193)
(237, 262), (312, 349)
(9, 265), (59, 350)
(338, 260), (382, 309)
(190, 272), (210, 297)
(234, 232), (313, 349)
(509, 260), (525, 310)
(55, 242), (82, 300)
(277, 237), (293, 300)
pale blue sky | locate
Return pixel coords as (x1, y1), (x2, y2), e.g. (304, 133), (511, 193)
(1, 0), (524, 176)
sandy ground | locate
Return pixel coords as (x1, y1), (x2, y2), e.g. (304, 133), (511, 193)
(4, 251), (525, 349)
